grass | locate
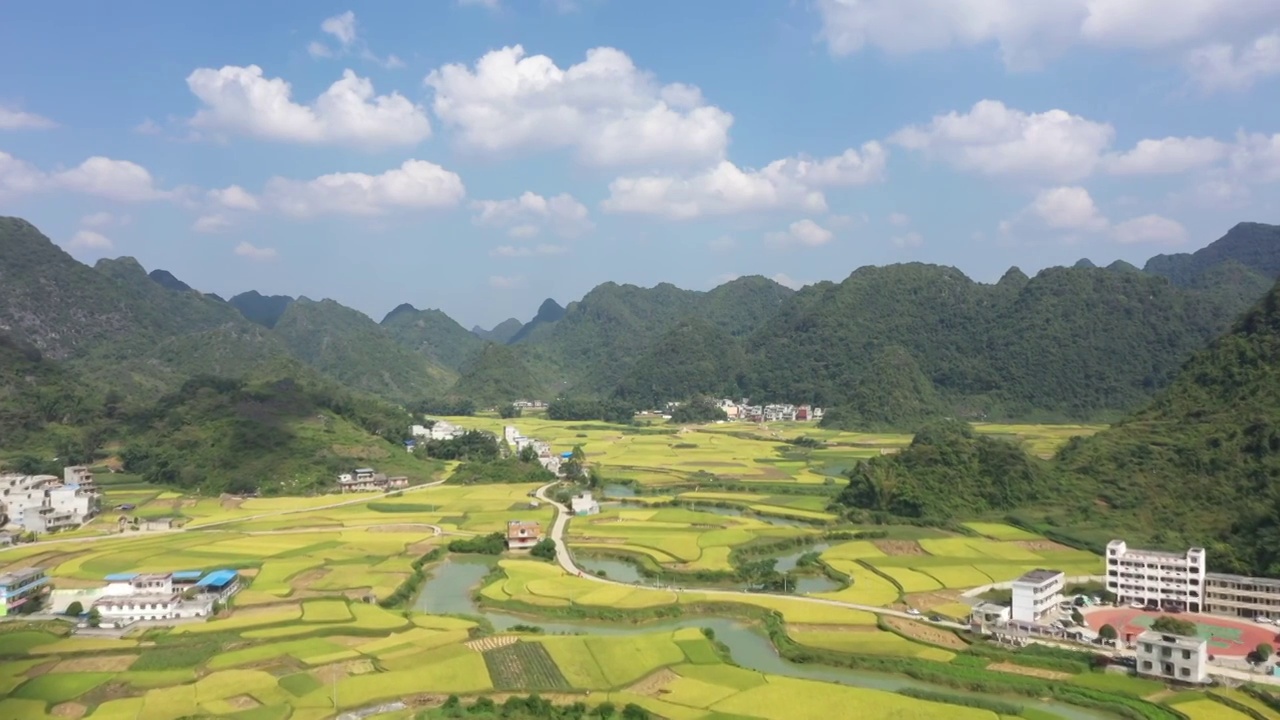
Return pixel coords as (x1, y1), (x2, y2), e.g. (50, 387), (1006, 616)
(1170, 698), (1256, 720)
(11, 672), (116, 704)
(709, 675), (1000, 720)
(788, 628), (956, 662)
(301, 599), (353, 623)
(961, 522), (1041, 541)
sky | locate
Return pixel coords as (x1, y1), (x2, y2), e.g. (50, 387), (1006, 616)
(2, 0), (1279, 329)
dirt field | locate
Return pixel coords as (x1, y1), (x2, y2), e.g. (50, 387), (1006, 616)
(883, 617), (969, 650)
(54, 655), (138, 672)
(988, 662), (1071, 680)
(873, 540), (925, 556)
(226, 695), (261, 710)
(628, 668), (680, 697)
(901, 589), (965, 612)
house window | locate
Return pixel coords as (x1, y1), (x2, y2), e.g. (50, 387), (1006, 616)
(1142, 644), (1152, 653)
(1182, 650), (1191, 660)
(1141, 661), (1153, 670)
(1180, 667), (1190, 677)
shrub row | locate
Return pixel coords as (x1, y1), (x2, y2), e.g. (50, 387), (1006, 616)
(380, 546), (445, 609)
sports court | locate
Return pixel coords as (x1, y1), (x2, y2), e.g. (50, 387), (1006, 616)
(1086, 607), (1278, 658)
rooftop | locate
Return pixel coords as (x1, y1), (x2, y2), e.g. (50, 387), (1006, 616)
(972, 602), (1009, 615)
(104, 573), (139, 582)
(1015, 568), (1064, 584)
(0, 567), (46, 586)
(1205, 572), (1280, 589)
(1137, 630), (1207, 650)
(195, 569), (239, 588)
(171, 571), (204, 580)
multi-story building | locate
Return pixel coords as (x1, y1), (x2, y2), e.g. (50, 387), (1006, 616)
(570, 492), (599, 516)
(1011, 568), (1065, 623)
(64, 466), (95, 489)
(428, 420), (466, 441)
(1135, 631), (1209, 684)
(1204, 572), (1280, 620)
(1105, 540), (1206, 613)
(506, 520), (542, 550)
(336, 468), (406, 493)
(0, 471), (100, 533)
(0, 567), (50, 616)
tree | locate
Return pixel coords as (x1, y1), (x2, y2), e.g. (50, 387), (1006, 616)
(1071, 609), (1085, 626)
(64, 601), (84, 617)
(87, 608), (101, 628)
(530, 538), (557, 561)
(1257, 642), (1274, 662)
(621, 704), (651, 720)
(518, 444), (539, 464)
(499, 403), (521, 419)
(1150, 616), (1197, 637)
(1098, 624), (1118, 642)
(594, 701), (617, 719)
(563, 444), (586, 480)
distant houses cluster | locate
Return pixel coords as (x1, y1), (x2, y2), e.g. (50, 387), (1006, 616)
(336, 468), (409, 494)
(504, 425), (564, 475)
(660, 399), (823, 423)
(0, 466), (102, 536)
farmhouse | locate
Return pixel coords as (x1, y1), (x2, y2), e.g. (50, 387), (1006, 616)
(506, 520), (542, 550)
(0, 567), (49, 617)
(1135, 631), (1209, 684)
(337, 468), (408, 493)
(427, 420), (466, 441)
(570, 492), (599, 516)
(0, 469), (101, 533)
(969, 601), (1012, 630)
(1011, 568), (1064, 624)
(1106, 540), (1205, 613)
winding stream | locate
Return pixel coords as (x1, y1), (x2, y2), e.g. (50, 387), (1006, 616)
(413, 557), (1114, 720)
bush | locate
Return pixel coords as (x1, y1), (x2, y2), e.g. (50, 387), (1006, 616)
(63, 601), (83, 617)
(530, 538), (557, 561)
(449, 532), (507, 555)
(1150, 616), (1197, 637)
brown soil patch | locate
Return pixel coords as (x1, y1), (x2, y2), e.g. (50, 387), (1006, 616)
(1144, 689), (1180, 703)
(290, 568), (329, 589)
(988, 662), (1071, 680)
(50, 702), (86, 719)
(1015, 540), (1073, 552)
(883, 617), (969, 650)
(626, 668), (679, 697)
(873, 540), (925, 556)
(407, 540), (441, 555)
(54, 655), (138, 672)
(224, 695), (260, 710)
(900, 589), (964, 612)
(81, 681), (131, 707)
(27, 659), (60, 678)
(220, 496), (245, 510)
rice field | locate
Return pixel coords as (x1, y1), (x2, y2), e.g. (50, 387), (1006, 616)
(787, 627), (957, 662)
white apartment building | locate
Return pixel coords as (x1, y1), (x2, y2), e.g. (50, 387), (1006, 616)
(1105, 540), (1206, 613)
(1204, 572), (1280, 620)
(570, 492), (599, 516)
(64, 466), (94, 488)
(1011, 568), (1065, 623)
(1135, 631), (1209, 684)
(428, 420), (466, 441)
(0, 471), (100, 533)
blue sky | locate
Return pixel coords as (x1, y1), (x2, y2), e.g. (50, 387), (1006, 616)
(2, 0), (1278, 329)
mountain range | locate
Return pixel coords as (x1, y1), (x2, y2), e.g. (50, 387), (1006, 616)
(3, 217), (1280, 431)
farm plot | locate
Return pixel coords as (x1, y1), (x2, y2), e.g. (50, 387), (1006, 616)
(482, 641), (570, 690)
(962, 522), (1040, 541)
(708, 675), (1000, 720)
(786, 627), (956, 662)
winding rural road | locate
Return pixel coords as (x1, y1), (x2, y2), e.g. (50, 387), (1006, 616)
(532, 482), (971, 631)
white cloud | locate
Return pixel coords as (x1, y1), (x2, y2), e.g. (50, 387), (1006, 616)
(488, 274), (525, 289)
(186, 65), (430, 147)
(891, 231), (924, 248)
(134, 118), (163, 135)
(814, 0), (1280, 71)
(234, 241), (279, 260)
(208, 184), (260, 211)
(602, 143), (884, 219)
(771, 273), (805, 290)
(0, 152), (48, 198)
(0, 151), (172, 203)
(308, 41), (333, 59)
(489, 244), (568, 257)
(891, 100), (1114, 183)
(1111, 214), (1188, 245)
(764, 219), (834, 249)
(459, 0), (501, 9)
(708, 235), (735, 252)
(68, 230), (113, 250)
(80, 212), (129, 228)
(472, 191), (593, 238)
(1228, 131), (1280, 182)
(1030, 186), (1109, 231)
(263, 159), (466, 217)
(425, 45), (733, 167)
(193, 214), (233, 233)
(1102, 136), (1229, 175)
(321, 11), (358, 47)
(888, 212), (911, 226)
(0, 105), (56, 130)
(1186, 31), (1280, 92)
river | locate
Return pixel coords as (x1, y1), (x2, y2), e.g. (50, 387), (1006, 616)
(413, 557), (1113, 720)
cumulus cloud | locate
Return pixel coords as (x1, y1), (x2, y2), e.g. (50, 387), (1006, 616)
(1111, 215), (1188, 245)
(0, 105), (56, 130)
(1186, 32), (1280, 92)
(321, 11), (358, 47)
(459, 0), (500, 7)
(192, 214), (233, 234)
(488, 274), (525, 289)
(0, 151), (170, 202)
(68, 230), (113, 250)
(309, 11), (403, 69)
(134, 118), (163, 135)
(262, 159), (466, 217)
(1102, 136), (1229, 175)
(602, 143), (885, 219)
(814, 0), (1280, 71)
(489, 244), (568, 257)
(891, 100), (1114, 183)
(425, 45), (733, 166)
(472, 191), (592, 238)
(1030, 186), (1109, 231)
(234, 241), (279, 260)
(1228, 131), (1280, 182)
(186, 65), (430, 147)
(208, 184), (260, 211)
(891, 231), (923, 248)
(764, 219), (834, 249)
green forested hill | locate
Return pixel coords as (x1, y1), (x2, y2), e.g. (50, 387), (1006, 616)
(1145, 221), (1280, 285)
(451, 343), (555, 405)
(380, 303), (486, 371)
(271, 298), (456, 404)
(818, 345), (947, 431)
(229, 291), (295, 329)
(473, 318), (523, 343)
(613, 318), (747, 408)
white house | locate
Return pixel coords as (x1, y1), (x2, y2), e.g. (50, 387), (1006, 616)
(1106, 540), (1206, 613)
(0, 472), (99, 533)
(506, 520), (542, 550)
(1011, 568), (1065, 624)
(428, 420), (466, 441)
(1136, 631), (1209, 684)
(570, 492), (599, 516)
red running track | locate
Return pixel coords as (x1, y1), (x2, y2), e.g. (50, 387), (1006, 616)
(1087, 607), (1280, 658)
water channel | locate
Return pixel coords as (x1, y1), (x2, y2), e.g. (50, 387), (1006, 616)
(413, 557), (1113, 720)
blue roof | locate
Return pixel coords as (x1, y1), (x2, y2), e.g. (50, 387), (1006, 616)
(196, 569), (239, 588)
(560, 451), (573, 458)
(104, 573), (138, 581)
(171, 571), (203, 580)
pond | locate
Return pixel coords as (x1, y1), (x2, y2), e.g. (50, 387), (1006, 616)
(602, 483), (635, 498)
(413, 558), (1112, 720)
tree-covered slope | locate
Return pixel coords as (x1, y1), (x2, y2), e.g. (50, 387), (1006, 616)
(0, 332), (97, 448)
(229, 290), (296, 329)
(270, 298), (456, 404)
(1053, 278), (1280, 575)
(1145, 221), (1280, 285)
(507, 298), (567, 345)
(451, 344), (554, 405)
(473, 318), (523, 344)
(819, 345), (948, 430)
(380, 303), (486, 371)
(613, 318), (747, 408)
